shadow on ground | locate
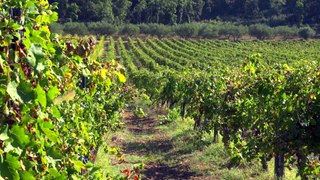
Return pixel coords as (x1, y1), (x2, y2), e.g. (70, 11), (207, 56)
(120, 111), (199, 179)
(143, 162), (196, 179)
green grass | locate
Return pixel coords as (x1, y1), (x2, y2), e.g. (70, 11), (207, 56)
(156, 115), (300, 179)
(95, 110), (301, 179)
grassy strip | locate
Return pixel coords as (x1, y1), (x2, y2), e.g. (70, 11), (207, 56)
(96, 109), (300, 179)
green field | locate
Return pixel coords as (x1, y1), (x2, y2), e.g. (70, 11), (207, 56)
(97, 37), (320, 179)
(109, 38), (320, 72)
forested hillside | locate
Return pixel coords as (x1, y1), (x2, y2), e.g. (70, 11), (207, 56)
(49, 0), (319, 26)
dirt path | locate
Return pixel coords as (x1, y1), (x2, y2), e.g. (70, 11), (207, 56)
(120, 111), (198, 179)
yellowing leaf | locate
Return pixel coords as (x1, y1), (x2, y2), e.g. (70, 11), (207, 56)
(40, 25), (50, 34)
(116, 153), (124, 160)
(71, 160), (85, 172)
(63, 72), (72, 79)
(3, 41), (10, 47)
(100, 68), (108, 79)
(115, 71), (126, 83)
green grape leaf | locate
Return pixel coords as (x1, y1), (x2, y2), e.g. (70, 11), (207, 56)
(0, 161), (12, 179)
(13, 32), (20, 39)
(42, 128), (59, 143)
(82, 68), (91, 77)
(31, 44), (45, 59)
(52, 106), (61, 119)
(47, 168), (62, 178)
(71, 160), (85, 172)
(47, 86), (60, 102)
(47, 146), (63, 159)
(27, 44), (46, 67)
(39, 122), (59, 143)
(6, 153), (21, 180)
(23, 38), (31, 49)
(50, 12), (58, 22)
(25, 1), (37, 8)
(11, 125), (30, 147)
(4, 35), (13, 42)
(21, 113), (33, 125)
(7, 81), (23, 103)
(20, 171), (35, 180)
(36, 85), (46, 108)
(26, 53), (36, 68)
(42, 121), (54, 129)
(12, 23), (21, 31)
(17, 81), (34, 103)
(86, 161), (93, 168)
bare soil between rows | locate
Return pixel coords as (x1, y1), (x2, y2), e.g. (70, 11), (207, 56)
(118, 111), (206, 180)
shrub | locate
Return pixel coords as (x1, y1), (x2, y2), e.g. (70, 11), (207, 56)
(174, 23), (200, 38)
(218, 24), (248, 41)
(49, 22), (64, 34)
(298, 26), (316, 39)
(139, 24), (172, 38)
(199, 24), (219, 38)
(63, 22), (89, 36)
(87, 21), (118, 35)
(228, 25), (248, 41)
(150, 24), (172, 38)
(120, 24), (140, 36)
(249, 24), (274, 40)
(218, 25), (231, 39)
(274, 26), (298, 39)
(138, 23), (152, 34)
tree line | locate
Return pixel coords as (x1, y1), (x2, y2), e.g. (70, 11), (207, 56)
(51, 22), (317, 40)
(49, 0), (320, 26)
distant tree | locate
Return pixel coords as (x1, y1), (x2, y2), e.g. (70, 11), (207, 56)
(249, 24), (274, 40)
(298, 26), (316, 39)
(49, 0), (68, 20)
(199, 24), (219, 38)
(160, 0), (178, 24)
(149, 24), (172, 38)
(174, 23), (200, 38)
(112, 0), (132, 24)
(274, 26), (298, 39)
(66, 3), (80, 21)
(48, 0), (320, 27)
(131, 0), (147, 23)
(303, 0), (320, 25)
(294, 0), (304, 27)
(120, 24), (140, 36)
(193, 0), (205, 21)
(177, 0), (187, 23)
(229, 25), (248, 41)
(244, 0), (261, 19)
(202, 0), (214, 19)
